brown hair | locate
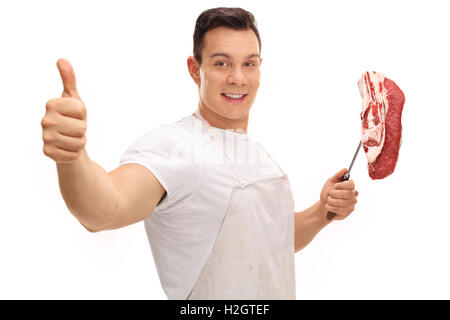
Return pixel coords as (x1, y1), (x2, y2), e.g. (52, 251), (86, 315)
(193, 7), (261, 65)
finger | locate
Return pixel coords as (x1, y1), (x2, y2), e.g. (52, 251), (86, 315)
(327, 196), (355, 208)
(325, 204), (354, 219)
(57, 58), (81, 100)
(54, 114), (87, 137)
(43, 145), (80, 163)
(329, 189), (353, 200)
(329, 168), (348, 183)
(46, 98), (86, 120)
(324, 204), (346, 216)
(334, 179), (355, 190)
(52, 132), (86, 152)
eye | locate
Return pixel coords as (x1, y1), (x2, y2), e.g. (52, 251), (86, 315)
(215, 61), (229, 67)
(245, 61), (257, 67)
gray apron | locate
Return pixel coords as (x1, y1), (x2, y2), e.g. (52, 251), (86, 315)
(187, 110), (296, 299)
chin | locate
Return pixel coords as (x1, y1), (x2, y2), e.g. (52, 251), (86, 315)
(202, 97), (252, 120)
(220, 103), (252, 116)
(220, 107), (250, 120)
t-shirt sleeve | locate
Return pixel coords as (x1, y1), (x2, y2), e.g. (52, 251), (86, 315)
(119, 124), (199, 214)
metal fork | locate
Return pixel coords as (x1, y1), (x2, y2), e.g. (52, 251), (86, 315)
(326, 140), (362, 220)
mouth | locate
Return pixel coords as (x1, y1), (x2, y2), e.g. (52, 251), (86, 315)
(221, 93), (248, 103)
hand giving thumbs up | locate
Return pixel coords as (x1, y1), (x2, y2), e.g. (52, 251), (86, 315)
(41, 59), (87, 163)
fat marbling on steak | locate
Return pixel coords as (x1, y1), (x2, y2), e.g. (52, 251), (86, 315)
(358, 71), (405, 180)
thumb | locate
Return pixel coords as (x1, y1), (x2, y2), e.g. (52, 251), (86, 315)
(57, 58), (81, 99)
(329, 168), (348, 183)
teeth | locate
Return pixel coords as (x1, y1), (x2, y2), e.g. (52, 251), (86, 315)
(223, 93), (245, 99)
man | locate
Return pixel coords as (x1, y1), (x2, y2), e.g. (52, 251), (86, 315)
(41, 7), (358, 299)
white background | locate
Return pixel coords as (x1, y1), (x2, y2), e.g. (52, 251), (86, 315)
(1, 0), (449, 299)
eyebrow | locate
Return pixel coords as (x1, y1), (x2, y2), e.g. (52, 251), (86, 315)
(209, 52), (260, 60)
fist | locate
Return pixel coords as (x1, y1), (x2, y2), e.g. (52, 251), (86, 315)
(41, 59), (87, 163)
(320, 168), (359, 220)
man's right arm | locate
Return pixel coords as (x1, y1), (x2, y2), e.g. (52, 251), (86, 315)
(43, 58), (166, 232)
(56, 149), (166, 232)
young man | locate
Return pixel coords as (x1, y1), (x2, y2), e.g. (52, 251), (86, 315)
(41, 7), (358, 299)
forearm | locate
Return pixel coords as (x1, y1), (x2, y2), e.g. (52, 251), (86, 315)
(294, 201), (331, 252)
(56, 149), (119, 230)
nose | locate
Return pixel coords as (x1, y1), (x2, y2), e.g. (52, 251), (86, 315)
(227, 66), (246, 86)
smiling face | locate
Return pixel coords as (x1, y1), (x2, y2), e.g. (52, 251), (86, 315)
(188, 26), (262, 131)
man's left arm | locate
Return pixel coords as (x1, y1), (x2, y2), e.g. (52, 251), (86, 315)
(294, 168), (359, 252)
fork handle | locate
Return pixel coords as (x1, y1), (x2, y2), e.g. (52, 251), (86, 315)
(326, 172), (350, 220)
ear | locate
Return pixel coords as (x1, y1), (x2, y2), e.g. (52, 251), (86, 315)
(259, 57), (263, 66)
(187, 56), (201, 86)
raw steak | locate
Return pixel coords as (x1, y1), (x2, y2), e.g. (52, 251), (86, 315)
(358, 71), (405, 180)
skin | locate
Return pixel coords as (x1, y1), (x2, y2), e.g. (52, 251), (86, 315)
(187, 26), (262, 133)
(41, 59), (166, 231)
(294, 168), (359, 252)
(187, 27), (359, 253)
(42, 59), (87, 162)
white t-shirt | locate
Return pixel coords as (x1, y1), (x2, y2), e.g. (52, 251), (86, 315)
(119, 112), (285, 299)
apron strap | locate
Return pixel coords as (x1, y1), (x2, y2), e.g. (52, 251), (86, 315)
(193, 109), (285, 187)
(257, 143), (287, 177)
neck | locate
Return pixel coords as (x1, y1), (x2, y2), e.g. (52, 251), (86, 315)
(194, 102), (249, 134)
